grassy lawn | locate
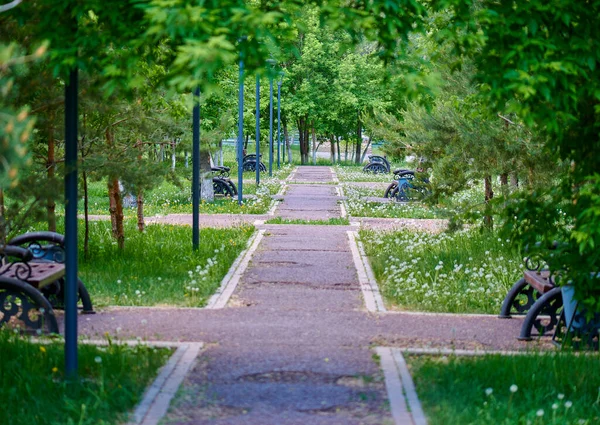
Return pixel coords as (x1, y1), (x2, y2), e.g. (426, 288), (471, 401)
(78, 220), (255, 307)
(81, 175), (283, 216)
(264, 217), (350, 225)
(1, 332), (170, 425)
(335, 164), (401, 182)
(408, 353), (600, 425)
(343, 184), (448, 219)
(360, 229), (523, 313)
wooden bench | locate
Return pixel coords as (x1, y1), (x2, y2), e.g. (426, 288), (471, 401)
(500, 253), (599, 348)
(1, 231), (96, 334)
(0, 262), (65, 289)
(8, 231), (94, 314)
(499, 258), (563, 340)
(0, 245), (60, 333)
(523, 270), (554, 294)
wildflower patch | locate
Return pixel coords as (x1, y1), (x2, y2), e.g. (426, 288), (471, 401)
(360, 229), (523, 314)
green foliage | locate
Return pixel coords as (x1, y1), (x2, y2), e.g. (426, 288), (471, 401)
(440, 1), (600, 312)
(0, 331), (169, 425)
(0, 42), (42, 189)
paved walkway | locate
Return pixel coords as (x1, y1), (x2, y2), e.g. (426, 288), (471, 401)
(74, 166), (540, 425)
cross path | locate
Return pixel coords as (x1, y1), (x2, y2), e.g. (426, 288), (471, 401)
(76, 166), (529, 425)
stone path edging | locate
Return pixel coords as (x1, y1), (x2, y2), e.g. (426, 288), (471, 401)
(347, 231), (386, 312)
(129, 342), (203, 425)
(336, 185), (348, 218)
(205, 229), (265, 309)
(376, 346), (416, 425)
(391, 348), (428, 425)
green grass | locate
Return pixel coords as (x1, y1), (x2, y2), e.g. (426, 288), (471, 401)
(335, 164), (408, 182)
(78, 220), (255, 307)
(0, 331), (170, 425)
(360, 229), (523, 313)
(264, 217), (350, 225)
(408, 353), (600, 425)
(81, 177), (282, 216)
(343, 184), (448, 219)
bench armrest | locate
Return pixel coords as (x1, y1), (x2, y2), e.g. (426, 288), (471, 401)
(1, 245), (34, 262)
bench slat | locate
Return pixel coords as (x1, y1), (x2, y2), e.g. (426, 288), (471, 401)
(523, 270), (554, 294)
(0, 262), (65, 288)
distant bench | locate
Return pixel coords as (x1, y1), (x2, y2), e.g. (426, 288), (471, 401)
(499, 254), (599, 348)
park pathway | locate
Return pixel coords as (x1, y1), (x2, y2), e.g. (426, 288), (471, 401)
(77, 166), (532, 425)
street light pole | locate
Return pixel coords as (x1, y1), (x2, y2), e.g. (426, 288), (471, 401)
(268, 73), (274, 177)
(277, 73), (283, 169)
(64, 68), (78, 378)
(237, 57), (244, 206)
(255, 74), (260, 186)
(192, 87), (200, 251)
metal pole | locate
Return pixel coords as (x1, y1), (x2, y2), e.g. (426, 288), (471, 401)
(255, 74), (260, 186)
(237, 58), (244, 206)
(64, 68), (78, 378)
(277, 80), (281, 169)
(192, 87), (200, 251)
(269, 76), (273, 177)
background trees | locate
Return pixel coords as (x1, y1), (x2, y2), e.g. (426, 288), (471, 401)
(2, 0), (599, 309)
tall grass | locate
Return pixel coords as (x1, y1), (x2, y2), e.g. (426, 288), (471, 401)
(360, 229), (523, 313)
(335, 165), (398, 182)
(343, 184), (447, 219)
(0, 331), (170, 425)
(409, 353), (600, 425)
(79, 220), (254, 307)
(80, 177), (281, 216)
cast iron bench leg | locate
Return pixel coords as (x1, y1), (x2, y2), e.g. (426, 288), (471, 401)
(0, 277), (59, 334)
(518, 287), (563, 341)
(499, 278), (538, 318)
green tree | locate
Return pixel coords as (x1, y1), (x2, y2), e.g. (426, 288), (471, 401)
(442, 0), (600, 312)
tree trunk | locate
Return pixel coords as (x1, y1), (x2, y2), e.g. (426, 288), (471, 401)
(500, 172), (509, 197)
(136, 140), (145, 232)
(527, 166), (535, 189)
(137, 190), (145, 232)
(171, 140), (176, 171)
(344, 138), (349, 162)
(510, 173), (519, 188)
(185, 151), (189, 168)
(283, 119), (291, 163)
(244, 134), (249, 150)
(106, 128), (125, 249)
(330, 134), (336, 164)
(311, 121), (317, 165)
(484, 175), (494, 229)
(108, 178), (125, 249)
(298, 116), (310, 165)
(360, 137), (372, 163)
(355, 110), (362, 165)
(200, 149), (214, 202)
(46, 112), (56, 232)
(336, 136), (341, 163)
